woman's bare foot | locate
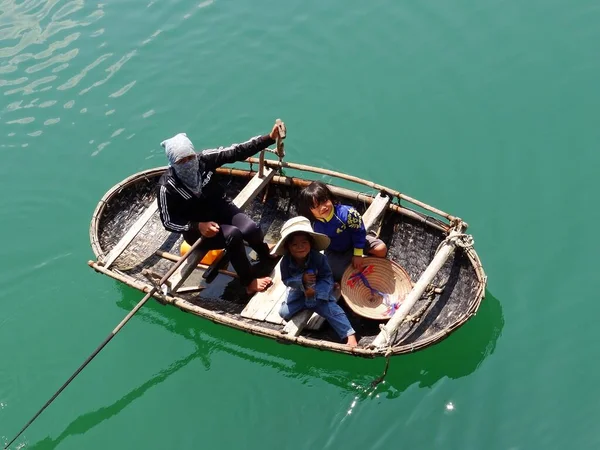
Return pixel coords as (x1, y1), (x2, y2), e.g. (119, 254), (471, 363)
(246, 277), (273, 294)
(346, 334), (358, 348)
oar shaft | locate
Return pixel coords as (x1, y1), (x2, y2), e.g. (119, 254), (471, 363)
(112, 291), (153, 334)
(4, 330), (118, 449)
(5, 236), (205, 449)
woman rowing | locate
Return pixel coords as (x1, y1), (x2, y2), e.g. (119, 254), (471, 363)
(157, 121), (285, 294)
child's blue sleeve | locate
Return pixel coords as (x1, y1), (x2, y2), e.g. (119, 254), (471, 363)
(343, 206), (367, 256)
(315, 253), (334, 301)
(280, 258), (304, 291)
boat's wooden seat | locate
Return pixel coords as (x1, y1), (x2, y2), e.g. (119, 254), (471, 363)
(100, 200), (159, 269)
(362, 192), (391, 235)
(242, 192), (392, 335)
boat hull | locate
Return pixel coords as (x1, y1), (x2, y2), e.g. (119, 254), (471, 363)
(89, 163), (486, 357)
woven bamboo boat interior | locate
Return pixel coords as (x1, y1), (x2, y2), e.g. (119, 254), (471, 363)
(91, 167), (484, 354)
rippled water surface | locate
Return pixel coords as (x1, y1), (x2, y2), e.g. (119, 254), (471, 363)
(1, 0), (599, 448)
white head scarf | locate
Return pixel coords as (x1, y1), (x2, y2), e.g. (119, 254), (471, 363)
(161, 133), (203, 196)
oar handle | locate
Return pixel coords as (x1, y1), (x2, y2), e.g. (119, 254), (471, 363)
(275, 118), (286, 159)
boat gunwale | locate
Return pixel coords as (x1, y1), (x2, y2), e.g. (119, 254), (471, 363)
(89, 163), (487, 357)
(245, 157), (458, 224)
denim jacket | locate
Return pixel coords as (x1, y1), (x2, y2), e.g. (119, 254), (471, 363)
(280, 250), (335, 302)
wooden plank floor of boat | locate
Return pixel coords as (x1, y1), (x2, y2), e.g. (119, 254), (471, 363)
(240, 264), (286, 324)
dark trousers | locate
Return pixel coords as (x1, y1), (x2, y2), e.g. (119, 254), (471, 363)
(183, 200), (270, 286)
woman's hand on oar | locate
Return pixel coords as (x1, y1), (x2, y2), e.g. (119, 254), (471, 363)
(198, 221), (219, 238)
(269, 119), (285, 140)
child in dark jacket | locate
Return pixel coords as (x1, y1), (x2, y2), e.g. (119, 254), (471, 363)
(271, 217), (358, 347)
(298, 181), (387, 281)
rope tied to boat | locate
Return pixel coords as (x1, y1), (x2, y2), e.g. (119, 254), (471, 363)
(405, 283), (440, 323)
(454, 233), (474, 249)
(370, 328), (395, 388)
(370, 281), (442, 388)
(435, 231), (474, 256)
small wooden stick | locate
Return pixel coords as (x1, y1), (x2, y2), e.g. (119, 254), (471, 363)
(261, 183), (270, 204)
(176, 286), (206, 294)
(258, 149), (265, 178)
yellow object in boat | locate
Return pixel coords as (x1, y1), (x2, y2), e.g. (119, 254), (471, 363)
(180, 241), (223, 265)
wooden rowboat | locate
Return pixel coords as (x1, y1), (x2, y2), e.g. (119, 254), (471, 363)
(88, 155), (487, 358)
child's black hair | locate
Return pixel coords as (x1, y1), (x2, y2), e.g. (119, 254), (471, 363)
(284, 231), (314, 252)
(297, 181), (339, 221)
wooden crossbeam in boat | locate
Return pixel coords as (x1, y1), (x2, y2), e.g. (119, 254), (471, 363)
(166, 167), (275, 293)
(362, 192), (391, 234)
(281, 310), (312, 335)
(101, 200), (159, 269)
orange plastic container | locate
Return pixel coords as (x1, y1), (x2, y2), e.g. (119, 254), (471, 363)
(180, 241), (223, 265)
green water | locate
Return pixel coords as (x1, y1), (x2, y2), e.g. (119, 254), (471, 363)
(1, 0), (598, 448)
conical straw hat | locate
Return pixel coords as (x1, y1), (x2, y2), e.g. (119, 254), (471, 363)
(341, 257), (413, 320)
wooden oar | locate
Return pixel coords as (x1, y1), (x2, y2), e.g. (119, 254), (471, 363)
(4, 235), (205, 450)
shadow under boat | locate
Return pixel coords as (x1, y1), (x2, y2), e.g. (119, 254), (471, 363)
(110, 282), (504, 394)
(28, 285), (502, 448)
